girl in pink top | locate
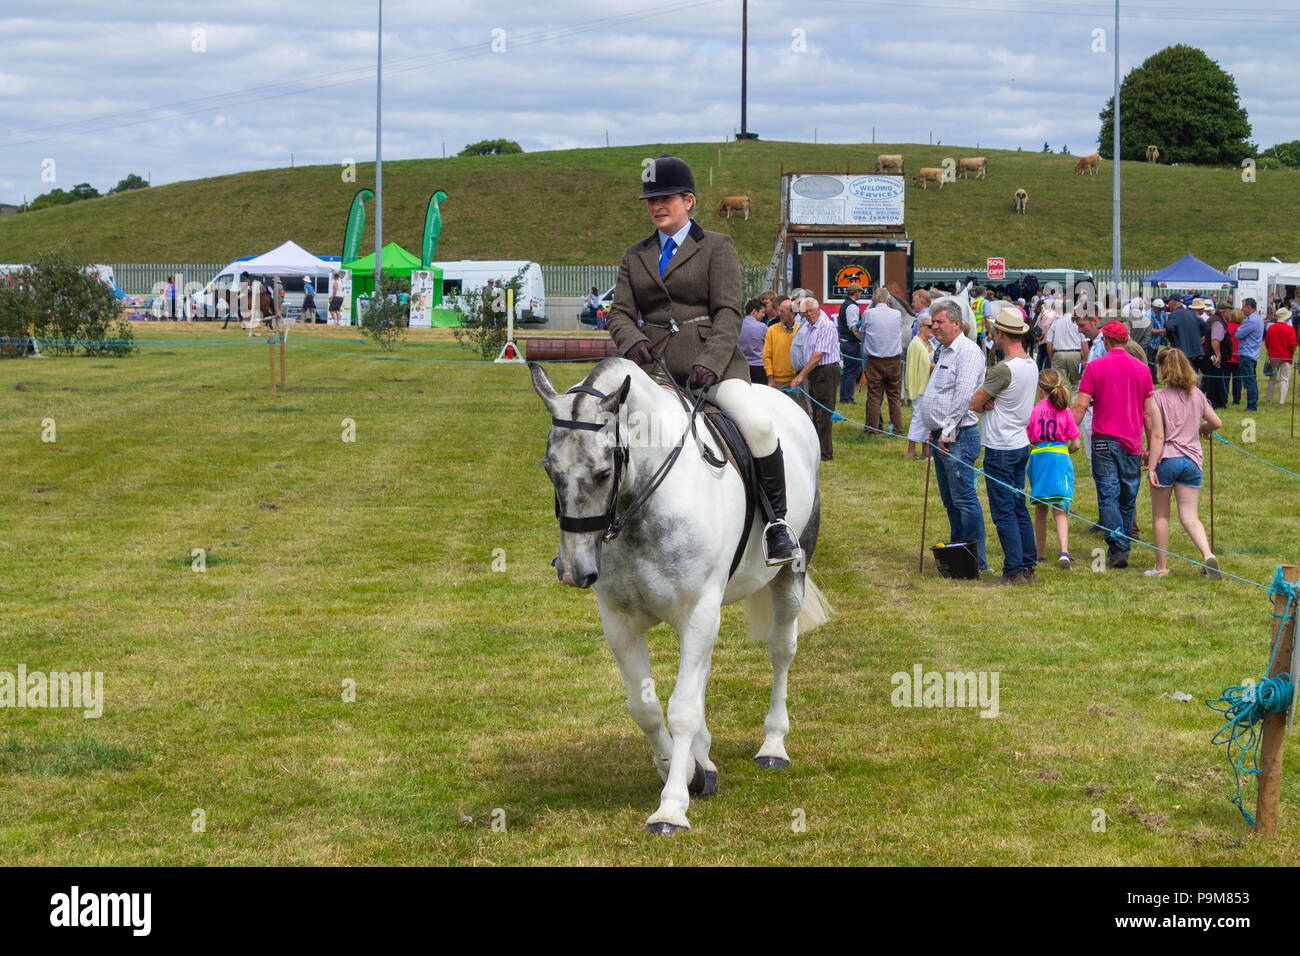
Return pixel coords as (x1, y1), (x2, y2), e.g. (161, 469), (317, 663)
(1145, 348), (1223, 578)
(1025, 369), (1081, 569)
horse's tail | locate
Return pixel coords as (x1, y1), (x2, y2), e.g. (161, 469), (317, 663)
(744, 571), (833, 641)
(796, 575), (833, 634)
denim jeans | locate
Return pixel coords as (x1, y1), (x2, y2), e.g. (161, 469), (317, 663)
(983, 445), (1037, 576)
(840, 340), (862, 402)
(930, 427), (987, 571)
(1091, 436), (1141, 554)
(1239, 355), (1259, 409)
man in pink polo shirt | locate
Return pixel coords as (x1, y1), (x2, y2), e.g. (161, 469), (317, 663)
(1071, 321), (1157, 569)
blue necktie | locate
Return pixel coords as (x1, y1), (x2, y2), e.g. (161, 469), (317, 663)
(659, 237), (677, 277)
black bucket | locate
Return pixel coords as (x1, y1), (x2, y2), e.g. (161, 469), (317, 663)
(930, 541), (980, 579)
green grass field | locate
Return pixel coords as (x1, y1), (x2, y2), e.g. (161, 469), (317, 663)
(2, 324), (1300, 865)
(1, 141), (1297, 268)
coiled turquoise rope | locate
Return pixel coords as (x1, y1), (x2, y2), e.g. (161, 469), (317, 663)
(1206, 567), (1297, 825)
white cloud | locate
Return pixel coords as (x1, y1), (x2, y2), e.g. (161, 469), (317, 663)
(0, 0), (1296, 204)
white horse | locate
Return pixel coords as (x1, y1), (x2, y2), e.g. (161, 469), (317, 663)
(530, 358), (832, 834)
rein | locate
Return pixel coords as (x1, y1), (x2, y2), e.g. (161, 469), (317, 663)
(550, 374), (716, 543)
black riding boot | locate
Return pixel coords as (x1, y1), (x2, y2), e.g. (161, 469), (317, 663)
(754, 442), (801, 566)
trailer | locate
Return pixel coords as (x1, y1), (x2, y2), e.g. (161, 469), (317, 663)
(763, 169), (914, 311)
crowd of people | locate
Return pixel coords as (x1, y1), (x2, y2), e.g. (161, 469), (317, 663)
(748, 282), (1297, 583)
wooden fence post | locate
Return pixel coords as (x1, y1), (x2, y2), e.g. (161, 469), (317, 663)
(269, 336), (277, 399)
(1257, 563), (1299, 835)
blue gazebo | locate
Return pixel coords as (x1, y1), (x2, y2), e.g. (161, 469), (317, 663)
(1143, 254), (1236, 291)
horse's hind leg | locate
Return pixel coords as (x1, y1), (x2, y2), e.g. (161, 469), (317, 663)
(755, 566), (802, 770)
(601, 607), (672, 782)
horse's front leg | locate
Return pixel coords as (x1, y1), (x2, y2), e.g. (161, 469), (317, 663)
(647, 598), (721, 834)
(600, 604), (672, 781)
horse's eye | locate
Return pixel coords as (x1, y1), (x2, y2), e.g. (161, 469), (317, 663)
(594, 469), (612, 482)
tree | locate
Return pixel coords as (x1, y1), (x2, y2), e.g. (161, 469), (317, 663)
(1042, 142), (1051, 153)
(28, 188), (74, 211)
(1261, 140), (1300, 169)
(360, 272), (409, 352)
(109, 173), (149, 194)
(28, 182), (102, 211)
(0, 247), (134, 357)
(1098, 44), (1253, 165)
(1061, 145), (1069, 154)
(451, 266), (527, 360)
(458, 139), (522, 156)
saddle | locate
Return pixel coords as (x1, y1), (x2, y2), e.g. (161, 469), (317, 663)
(653, 382), (759, 581)
(701, 406), (760, 581)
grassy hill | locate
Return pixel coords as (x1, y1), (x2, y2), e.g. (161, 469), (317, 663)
(2, 140), (1297, 269)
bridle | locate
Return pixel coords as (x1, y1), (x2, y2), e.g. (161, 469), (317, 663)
(550, 383), (630, 541)
(549, 366), (720, 543)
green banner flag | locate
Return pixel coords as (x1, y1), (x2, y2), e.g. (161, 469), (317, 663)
(421, 189), (448, 268)
(342, 188), (374, 263)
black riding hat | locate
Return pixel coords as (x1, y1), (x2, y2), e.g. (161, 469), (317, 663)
(639, 154), (696, 199)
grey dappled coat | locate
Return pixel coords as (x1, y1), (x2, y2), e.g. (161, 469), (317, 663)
(605, 219), (748, 384)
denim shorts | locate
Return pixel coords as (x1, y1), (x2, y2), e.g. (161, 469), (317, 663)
(1155, 455), (1202, 488)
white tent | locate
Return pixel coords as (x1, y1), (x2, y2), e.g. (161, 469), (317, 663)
(235, 240), (334, 278)
(1272, 262), (1300, 282)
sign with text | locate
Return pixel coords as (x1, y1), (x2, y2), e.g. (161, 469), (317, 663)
(789, 174), (905, 226)
(986, 257), (1006, 280)
(409, 271), (435, 328)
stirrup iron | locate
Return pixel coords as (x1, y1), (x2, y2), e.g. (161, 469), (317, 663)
(762, 518), (803, 569)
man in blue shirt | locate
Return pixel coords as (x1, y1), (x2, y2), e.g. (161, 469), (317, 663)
(1147, 297), (1167, 363)
(1235, 297), (1265, 411)
(1163, 295), (1204, 360)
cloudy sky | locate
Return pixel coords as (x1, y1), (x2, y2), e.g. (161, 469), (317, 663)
(1, 0), (1296, 204)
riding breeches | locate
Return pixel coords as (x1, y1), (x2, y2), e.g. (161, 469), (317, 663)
(706, 378), (778, 458)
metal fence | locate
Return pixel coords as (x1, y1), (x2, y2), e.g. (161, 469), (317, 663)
(540, 265), (619, 297)
(110, 263), (226, 296)
(542, 263), (771, 301)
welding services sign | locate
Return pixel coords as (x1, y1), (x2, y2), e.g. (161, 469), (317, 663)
(789, 175), (905, 226)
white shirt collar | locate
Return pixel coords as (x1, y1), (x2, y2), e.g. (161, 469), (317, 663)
(658, 220), (692, 250)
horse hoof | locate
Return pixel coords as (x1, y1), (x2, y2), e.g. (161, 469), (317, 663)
(699, 770), (717, 797)
(687, 760), (708, 796)
(753, 756), (790, 770)
(646, 821), (687, 836)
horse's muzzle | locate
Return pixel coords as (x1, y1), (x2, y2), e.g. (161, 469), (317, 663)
(553, 554), (598, 588)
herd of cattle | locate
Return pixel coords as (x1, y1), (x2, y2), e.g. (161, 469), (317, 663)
(712, 144), (1164, 222)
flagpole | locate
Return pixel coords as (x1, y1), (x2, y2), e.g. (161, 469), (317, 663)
(375, 0), (384, 287)
(1112, 0), (1121, 304)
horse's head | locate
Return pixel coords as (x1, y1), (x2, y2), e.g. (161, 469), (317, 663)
(530, 361), (632, 589)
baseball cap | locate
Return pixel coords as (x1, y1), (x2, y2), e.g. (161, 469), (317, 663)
(1152, 298), (1164, 308)
(1102, 320), (1128, 340)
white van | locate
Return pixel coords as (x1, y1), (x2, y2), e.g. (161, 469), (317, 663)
(1227, 261), (1300, 310)
(436, 260), (546, 324)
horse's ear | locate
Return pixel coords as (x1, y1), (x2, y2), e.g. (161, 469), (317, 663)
(601, 375), (631, 412)
(529, 362), (560, 410)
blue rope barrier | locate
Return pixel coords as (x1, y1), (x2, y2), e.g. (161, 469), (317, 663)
(797, 386), (1271, 590)
(1206, 567), (1297, 825)
(1213, 433), (1300, 481)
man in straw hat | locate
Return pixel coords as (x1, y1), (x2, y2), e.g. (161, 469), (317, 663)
(606, 154), (801, 565)
(969, 308), (1041, 585)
